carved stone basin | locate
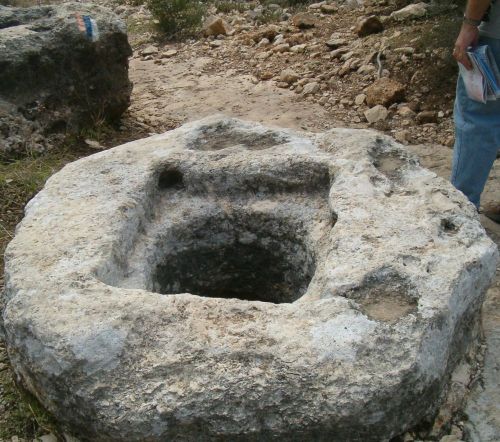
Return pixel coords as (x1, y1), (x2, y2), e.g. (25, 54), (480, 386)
(2, 116), (498, 441)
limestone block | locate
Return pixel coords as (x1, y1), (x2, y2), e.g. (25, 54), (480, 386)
(3, 117), (498, 441)
(0, 2), (132, 159)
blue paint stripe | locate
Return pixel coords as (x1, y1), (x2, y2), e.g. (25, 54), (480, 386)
(83, 15), (93, 39)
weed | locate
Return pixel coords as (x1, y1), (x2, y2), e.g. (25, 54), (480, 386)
(0, 359), (59, 440)
(255, 9), (283, 24)
(0, 144), (95, 273)
(262, 0), (312, 7)
(147, 0), (206, 38)
(214, 1), (248, 14)
(0, 141), (98, 439)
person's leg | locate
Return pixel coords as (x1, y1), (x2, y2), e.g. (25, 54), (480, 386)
(451, 37), (500, 208)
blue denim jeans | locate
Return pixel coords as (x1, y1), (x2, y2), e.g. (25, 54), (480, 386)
(451, 36), (500, 209)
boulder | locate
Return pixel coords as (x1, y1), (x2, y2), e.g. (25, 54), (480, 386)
(364, 104), (388, 123)
(279, 68), (300, 84)
(249, 24), (280, 43)
(161, 49), (178, 58)
(292, 12), (318, 29)
(390, 2), (428, 21)
(325, 38), (347, 49)
(0, 2), (132, 160)
(331, 47), (350, 59)
(303, 81), (320, 94)
(355, 93), (367, 105)
(3, 116), (498, 441)
(357, 64), (376, 75)
(203, 16), (231, 36)
(355, 15), (384, 37)
(416, 110), (439, 124)
(320, 4), (338, 14)
(141, 45), (159, 56)
(272, 42), (290, 53)
(308, 2), (326, 10)
(366, 77), (406, 107)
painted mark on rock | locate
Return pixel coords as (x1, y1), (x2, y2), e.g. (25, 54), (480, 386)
(75, 13), (99, 42)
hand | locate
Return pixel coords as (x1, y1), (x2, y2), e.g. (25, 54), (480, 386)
(453, 23), (480, 70)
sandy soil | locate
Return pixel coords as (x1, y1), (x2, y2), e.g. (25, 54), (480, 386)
(128, 56), (338, 132)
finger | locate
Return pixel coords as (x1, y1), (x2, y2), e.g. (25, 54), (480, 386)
(459, 56), (473, 70)
(460, 58), (473, 70)
(453, 48), (473, 70)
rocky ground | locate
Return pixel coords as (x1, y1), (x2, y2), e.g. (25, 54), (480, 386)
(0, 0), (499, 441)
(120, 0), (459, 144)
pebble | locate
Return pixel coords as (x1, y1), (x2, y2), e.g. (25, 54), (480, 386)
(272, 43), (290, 53)
(439, 436), (464, 442)
(357, 64), (375, 75)
(394, 129), (411, 143)
(257, 38), (270, 47)
(394, 47), (415, 55)
(398, 106), (416, 118)
(303, 82), (320, 95)
(355, 93), (366, 105)
(141, 45), (158, 56)
(330, 47), (350, 59)
(325, 38), (347, 49)
(364, 105), (388, 123)
(321, 4), (338, 14)
(416, 111), (438, 124)
(84, 139), (104, 150)
(340, 51), (354, 62)
(280, 69), (300, 84)
(290, 44), (307, 53)
(161, 49), (178, 58)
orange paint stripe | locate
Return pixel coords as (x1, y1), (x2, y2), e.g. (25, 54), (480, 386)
(75, 13), (86, 33)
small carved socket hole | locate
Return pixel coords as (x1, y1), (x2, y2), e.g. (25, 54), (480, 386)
(158, 168), (184, 190)
(441, 218), (458, 234)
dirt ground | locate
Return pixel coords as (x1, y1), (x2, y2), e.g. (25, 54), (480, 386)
(0, 0), (499, 440)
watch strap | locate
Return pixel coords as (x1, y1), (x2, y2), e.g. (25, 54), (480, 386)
(463, 15), (482, 26)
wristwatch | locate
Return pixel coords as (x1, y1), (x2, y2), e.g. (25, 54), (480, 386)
(463, 15), (482, 26)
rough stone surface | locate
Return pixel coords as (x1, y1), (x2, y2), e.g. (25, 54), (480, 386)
(464, 233), (500, 442)
(0, 2), (132, 160)
(2, 116), (498, 441)
(366, 77), (406, 107)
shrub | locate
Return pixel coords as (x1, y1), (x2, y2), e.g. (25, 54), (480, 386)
(262, 0), (312, 6)
(147, 0), (206, 38)
(214, 1), (250, 14)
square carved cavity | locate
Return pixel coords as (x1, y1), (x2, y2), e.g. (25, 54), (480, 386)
(151, 212), (316, 304)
